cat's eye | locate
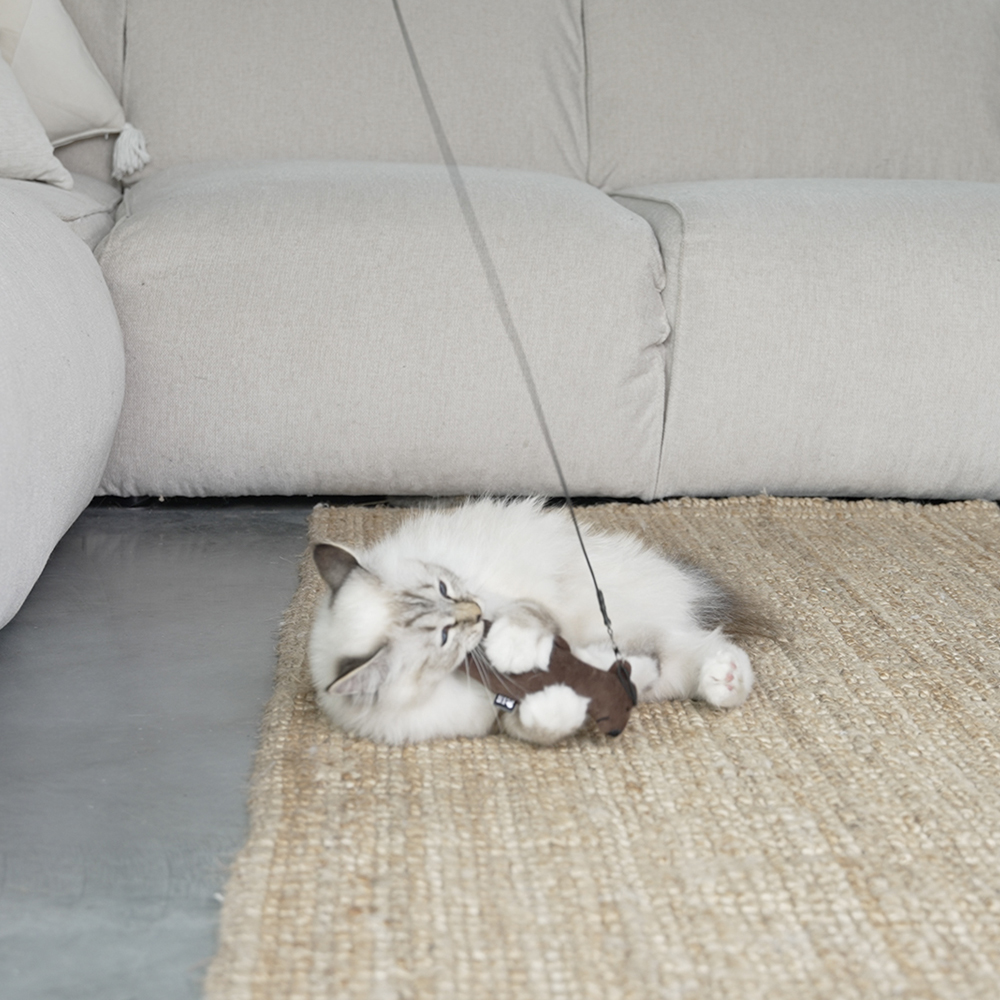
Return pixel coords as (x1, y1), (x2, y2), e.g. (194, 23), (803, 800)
(438, 580), (449, 598)
(440, 625), (451, 646)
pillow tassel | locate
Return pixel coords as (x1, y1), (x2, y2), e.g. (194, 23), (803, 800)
(111, 123), (150, 180)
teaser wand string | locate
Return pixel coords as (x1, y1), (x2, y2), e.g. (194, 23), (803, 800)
(390, 0), (622, 661)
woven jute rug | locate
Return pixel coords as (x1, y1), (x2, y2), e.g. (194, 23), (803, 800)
(205, 497), (1000, 1000)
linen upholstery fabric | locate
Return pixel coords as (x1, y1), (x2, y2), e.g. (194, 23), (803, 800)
(0, 172), (122, 247)
(0, 188), (124, 628)
(0, 0), (125, 146)
(587, 0), (1000, 191)
(120, 0), (587, 184)
(53, 134), (115, 184)
(615, 180), (1000, 499)
(97, 161), (667, 498)
(0, 55), (72, 187)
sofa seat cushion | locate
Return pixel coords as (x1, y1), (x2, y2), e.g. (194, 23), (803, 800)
(616, 179), (1000, 499)
(0, 185), (124, 627)
(97, 161), (668, 498)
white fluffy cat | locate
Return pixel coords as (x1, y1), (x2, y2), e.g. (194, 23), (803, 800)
(308, 497), (756, 745)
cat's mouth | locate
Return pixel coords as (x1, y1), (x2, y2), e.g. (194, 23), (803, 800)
(462, 614), (486, 654)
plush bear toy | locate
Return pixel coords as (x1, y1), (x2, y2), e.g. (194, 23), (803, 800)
(462, 624), (638, 737)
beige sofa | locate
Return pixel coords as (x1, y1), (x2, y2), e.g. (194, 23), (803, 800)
(4, 0), (1000, 624)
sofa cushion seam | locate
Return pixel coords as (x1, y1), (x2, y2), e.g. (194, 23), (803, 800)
(641, 196), (686, 498)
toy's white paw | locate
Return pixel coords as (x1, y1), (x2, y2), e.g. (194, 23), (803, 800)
(697, 642), (753, 708)
(485, 617), (554, 674)
(505, 684), (589, 745)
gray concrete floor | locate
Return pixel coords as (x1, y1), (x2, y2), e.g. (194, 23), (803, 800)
(0, 501), (316, 1000)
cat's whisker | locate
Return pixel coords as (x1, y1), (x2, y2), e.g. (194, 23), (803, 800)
(477, 651), (510, 689)
(460, 649), (480, 690)
(467, 646), (507, 729)
(470, 647), (507, 686)
(466, 647), (490, 687)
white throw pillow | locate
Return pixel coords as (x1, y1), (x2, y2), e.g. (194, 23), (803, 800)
(0, 0), (123, 144)
(0, 0), (148, 178)
(0, 54), (72, 187)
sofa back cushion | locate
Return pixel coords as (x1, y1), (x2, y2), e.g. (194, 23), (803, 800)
(119, 0), (587, 182)
(587, 0), (1000, 190)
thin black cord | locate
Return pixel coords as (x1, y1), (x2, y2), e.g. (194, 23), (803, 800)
(390, 0), (621, 660)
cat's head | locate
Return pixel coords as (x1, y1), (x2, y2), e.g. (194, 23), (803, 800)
(307, 542), (485, 706)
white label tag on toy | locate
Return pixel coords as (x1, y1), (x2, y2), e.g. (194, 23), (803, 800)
(494, 694), (518, 712)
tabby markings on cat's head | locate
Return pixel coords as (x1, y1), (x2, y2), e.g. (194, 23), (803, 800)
(309, 542), (485, 702)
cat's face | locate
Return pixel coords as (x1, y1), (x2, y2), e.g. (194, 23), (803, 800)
(308, 543), (485, 704)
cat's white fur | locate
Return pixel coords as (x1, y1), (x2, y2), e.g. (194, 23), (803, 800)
(309, 497), (753, 745)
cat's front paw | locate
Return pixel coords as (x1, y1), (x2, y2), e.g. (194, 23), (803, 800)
(485, 616), (554, 674)
(697, 641), (753, 708)
(501, 684), (589, 745)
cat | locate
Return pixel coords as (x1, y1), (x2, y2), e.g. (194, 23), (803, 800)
(308, 497), (757, 745)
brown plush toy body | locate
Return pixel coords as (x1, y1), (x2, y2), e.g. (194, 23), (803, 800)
(462, 623), (638, 737)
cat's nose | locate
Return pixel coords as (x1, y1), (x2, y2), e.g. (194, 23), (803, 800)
(453, 600), (482, 624)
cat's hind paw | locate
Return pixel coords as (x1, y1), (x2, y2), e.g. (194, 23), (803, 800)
(697, 642), (753, 708)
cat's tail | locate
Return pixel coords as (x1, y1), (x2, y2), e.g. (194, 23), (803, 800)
(692, 565), (785, 644)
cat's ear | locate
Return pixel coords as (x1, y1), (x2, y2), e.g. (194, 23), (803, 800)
(327, 646), (391, 698)
(313, 543), (362, 597)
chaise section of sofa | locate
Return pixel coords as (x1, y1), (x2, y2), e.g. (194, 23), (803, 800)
(0, 186), (124, 628)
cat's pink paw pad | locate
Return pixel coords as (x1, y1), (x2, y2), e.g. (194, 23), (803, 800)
(698, 644), (753, 708)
